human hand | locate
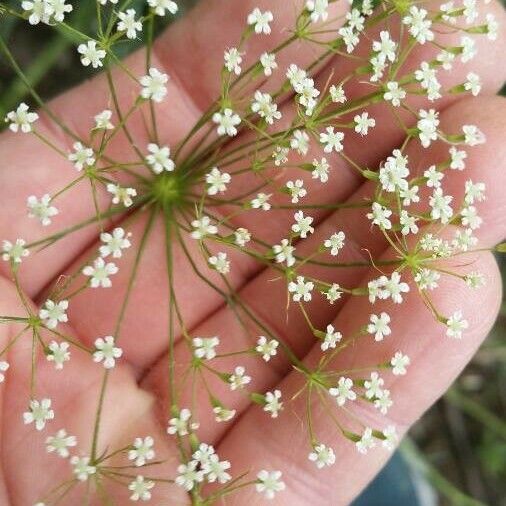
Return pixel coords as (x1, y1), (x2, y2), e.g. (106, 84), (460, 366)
(0, 0), (505, 504)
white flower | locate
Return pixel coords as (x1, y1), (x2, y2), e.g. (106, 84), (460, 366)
(286, 180), (307, 203)
(27, 194), (58, 226)
(402, 6), (434, 44)
(0, 361), (9, 383)
(256, 336), (279, 362)
(234, 228), (251, 247)
(368, 312), (391, 341)
(212, 108), (241, 137)
(418, 109), (439, 147)
(23, 398), (54, 431)
(400, 210), (419, 236)
(247, 8), (273, 35)
(460, 36), (477, 63)
(461, 205), (482, 230)
(193, 336), (219, 360)
(260, 52), (277, 76)
(383, 272), (410, 304)
(68, 142), (95, 171)
(382, 425), (398, 451)
(464, 272), (485, 289)
(47, 0), (72, 22)
(71, 456), (96, 481)
(208, 252), (230, 274)
(424, 165), (444, 188)
(251, 192), (271, 211)
(288, 276), (314, 302)
(167, 408), (197, 436)
(77, 41), (106, 68)
(202, 454), (231, 483)
(21, 0), (52, 25)
(273, 239), (295, 267)
(414, 269), (441, 290)
(224, 47), (242, 75)
(367, 202), (392, 230)
(464, 72), (481, 97)
(93, 336), (123, 369)
(263, 389), (283, 418)
(290, 130), (310, 155)
(306, 0), (329, 23)
(192, 443), (215, 466)
(229, 366), (251, 391)
(213, 406), (236, 423)
(354, 112), (375, 136)
(464, 180), (486, 205)
(129, 436), (155, 467)
(256, 470), (285, 500)
(364, 372), (384, 399)
(46, 341), (70, 370)
(191, 216), (217, 239)
(39, 299), (68, 329)
(83, 258), (118, 288)
(330, 84), (346, 103)
(384, 81), (406, 107)
(391, 352), (410, 375)
(429, 188), (453, 224)
(312, 157), (330, 183)
(251, 91), (281, 125)
(2, 239), (29, 263)
(94, 109), (114, 130)
(308, 443), (335, 469)
(5, 102), (38, 133)
(374, 389), (393, 414)
(321, 324), (342, 351)
(372, 31), (397, 63)
(117, 9), (142, 39)
(292, 211), (314, 238)
(446, 311), (468, 339)
(320, 126), (344, 153)
(148, 0), (178, 16)
(106, 184), (137, 207)
(329, 377), (356, 406)
(272, 146), (290, 167)
(462, 124), (485, 146)
(129, 476), (155, 501)
(46, 429), (76, 458)
(100, 227), (131, 258)
(146, 143), (175, 173)
(324, 231), (345, 256)
(206, 167), (231, 195)
(175, 461), (204, 491)
(140, 67), (169, 102)
(379, 149), (409, 192)
(356, 427), (376, 454)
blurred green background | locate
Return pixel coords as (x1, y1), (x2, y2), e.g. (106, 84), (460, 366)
(0, 1), (505, 504)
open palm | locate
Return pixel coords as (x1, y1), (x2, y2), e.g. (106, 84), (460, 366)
(0, 0), (505, 504)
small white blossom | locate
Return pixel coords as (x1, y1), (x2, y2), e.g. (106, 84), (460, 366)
(213, 406), (236, 423)
(391, 352), (410, 375)
(354, 112), (375, 136)
(23, 398), (54, 431)
(292, 211), (314, 238)
(384, 81), (406, 107)
(263, 390), (283, 418)
(68, 142), (95, 171)
(213, 109), (241, 137)
(27, 194), (58, 226)
(2, 239), (29, 263)
(251, 192), (271, 211)
(0, 361), (9, 383)
(117, 9), (142, 39)
(191, 216), (217, 240)
(167, 408), (197, 436)
(71, 456), (96, 482)
(39, 299), (68, 329)
(146, 143), (175, 173)
(5, 102), (38, 133)
(129, 476), (155, 501)
(288, 276), (314, 302)
(77, 41), (106, 68)
(193, 336), (219, 360)
(260, 52), (277, 76)
(308, 443), (335, 469)
(247, 8), (273, 35)
(148, 0), (178, 17)
(93, 336), (123, 369)
(175, 461), (204, 491)
(94, 109), (114, 130)
(208, 252), (230, 274)
(256, 336), (279, 362)
(46, 341), (70, 370)
(256, 470), (285, 500)
(312, 157), (330, 183)
(290, 129), (310, 155)
(46, 429), (76, 458)
(368, 312), (391, 341)
(356, 427), (376, 454)
(273, 239), (295, 267)
(321, 324), (342, 351)
(324, 231), (345, 256)
(229, 366), (251, 391)
(83, 257), (118, 288)
(320, 126), (344, 153)
(140, 67), (169, 102)
(224, 47), (242, 75)
(234, 228), (251, 247)
(106, 184), (137, 207)
(446, 311), (468, 339)
(286, 180), (307, 204)
(251, 91), (281, 125)
(100, 227), (131, 258)
(367, 202), (392, 230)
(329, 377), (356, 406)
(129, 437), (155, 467)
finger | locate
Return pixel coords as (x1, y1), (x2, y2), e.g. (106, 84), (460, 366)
(211, 242), (501, 505)
(0, 276), (183, 503)
(142, 94), (506, 443)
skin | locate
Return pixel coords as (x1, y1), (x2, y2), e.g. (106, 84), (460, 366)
(0, 1), (505, 504)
